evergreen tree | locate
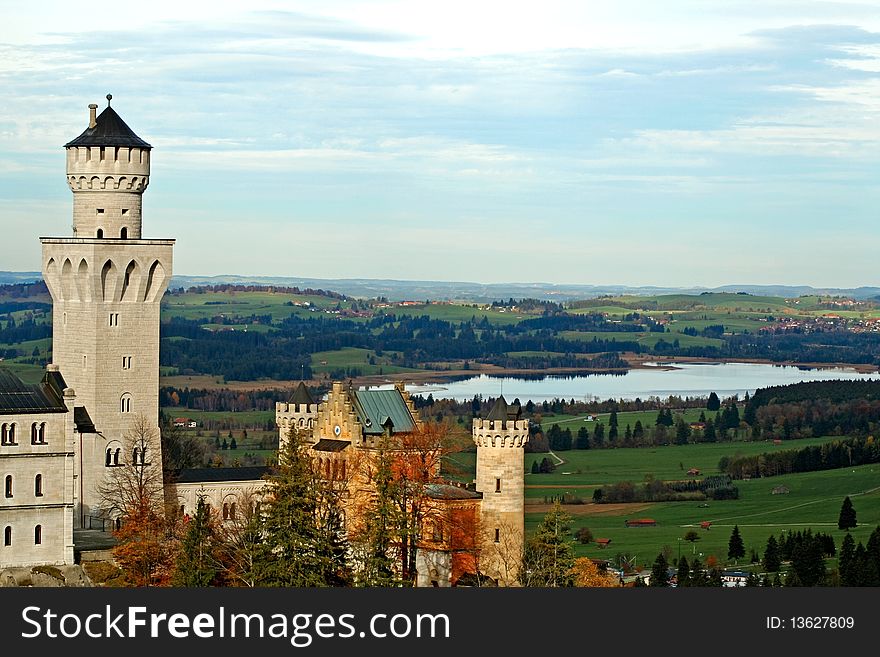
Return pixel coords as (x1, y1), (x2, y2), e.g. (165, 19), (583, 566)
(608, 412), (618, 443)
(707, 392), (721, 411)
(576, 426), (590, 450)
(763, 535), (781, 572)
(221, 439), (228, 450)
(521, 502), (574, 587)
(676, 556), (690, 587)
(531, 460), (540, 474)
(632, 421), (644, 441)
(592, 423), (605, 448)
(689, 557), (707, 586)
(675, 419), (690, 445)
(839, 532), (856, 586)
(650, 552), (670, 587)
(230, 437), (237, 450)
(254, 428), (348, 586)
(172, 496), (219, 586)
(728, 525), (745, 563)
(624, 424), (632, 443)
(707, 567), (724, 587)
(353, 437), (399, 586)
(703, 418), (716, 443)
(838, 496), (857, 530)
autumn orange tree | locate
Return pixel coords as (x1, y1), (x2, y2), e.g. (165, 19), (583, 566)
(571, 557), (619, 587)
(98, 414), (179, 586)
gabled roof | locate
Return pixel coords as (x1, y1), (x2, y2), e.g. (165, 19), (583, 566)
(65, 105), (152, 149)
(0, 368), (68, 415)
(312, 439), (350, 452)
(352, 388), (415, 435)
(485, 395), (521, 421)
(288, 381), (315, 406)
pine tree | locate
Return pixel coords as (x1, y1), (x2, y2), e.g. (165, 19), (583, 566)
(728, 525), (745, 563)
(531, 460), (540, 474)
(254, 428), (348, 586)
(172, 496), (218, 586)
(839, 533), (856, 586)
(608, 412), (618, 443)
(676, 556), (690, 587)
(703, 418), (716, 443)
(521, 502), (574, 587)
(353, 437), (399, 586)
(707, 392), (720, 411)
(230, 437), (237, 450)
(650, 552), (670, 587)
(763, 535), (781, 572)
(690, 557), (707, 586)
(838, 496), (857, 530)
(593, 423), (605, 448)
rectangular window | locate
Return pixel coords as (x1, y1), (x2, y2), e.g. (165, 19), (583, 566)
(495, 477), (501, 493)
(109, 313), (119, 327)
(122, 356), (132, 370)
(494, 528), (500, 543)
(121, 208), (129, 216)
(96, 208), (105, 214)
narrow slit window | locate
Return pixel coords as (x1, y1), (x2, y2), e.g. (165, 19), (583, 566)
(4, 475), (12, 498)
(494, 528), (500, 543)
(34, 525), (42, 545)
(34, 474), (42, 497)
(3, 526), (10, 546)
(495, 477), (501, 493)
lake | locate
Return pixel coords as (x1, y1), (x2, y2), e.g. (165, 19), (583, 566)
(404, 362), (880, 403)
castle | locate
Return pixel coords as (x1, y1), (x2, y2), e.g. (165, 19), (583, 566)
(0, 99), (528, 586)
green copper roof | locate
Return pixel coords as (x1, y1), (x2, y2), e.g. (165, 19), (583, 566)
(353, 388), (415, 435)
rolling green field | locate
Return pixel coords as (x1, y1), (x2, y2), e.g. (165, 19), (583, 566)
(535, 463), (880, 567)
(162, 290), (344, 322)
(540, 407), (710, 433)
(442, 431), (880, 568)
(310, 347), (420, 376)
(560, 330), (724, 349)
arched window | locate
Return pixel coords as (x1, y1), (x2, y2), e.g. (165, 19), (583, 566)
(34, 474), (42, 497)
(9, 423), (15, 444)
(140, 447), (147, 464)
(3, 423), (15, 445)
(222, 503), (229, 520)
(114, 448), (121, 466)
(1, 423), (7, 445)
(96, 228), (104, 239)
(34, 525), (42, 545)
(4, 475), (11, 498)
(121, 394), (132, 413)
(31, 423), (38, 444)
(39, 423), (46, 444)
(105, 448), (112, 467)
(120, 227), (128, 239)
(132, 448), (140, 464)
(3, 526), (10, 546)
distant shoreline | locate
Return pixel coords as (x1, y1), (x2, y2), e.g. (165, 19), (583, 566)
(159, 355), (880, 392)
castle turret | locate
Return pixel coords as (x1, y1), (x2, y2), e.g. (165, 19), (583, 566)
(41, 97), (174, 526)
(276, 382), (318, 447)
(472, 395), (529, 586)
(64, 95), (151, 240)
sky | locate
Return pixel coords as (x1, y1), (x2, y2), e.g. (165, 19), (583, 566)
(1, 0), (879, 288)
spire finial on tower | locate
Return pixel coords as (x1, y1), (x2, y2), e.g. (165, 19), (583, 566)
(106, 93), (112, 106)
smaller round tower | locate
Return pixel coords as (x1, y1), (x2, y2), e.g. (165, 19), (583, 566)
(64, 95), (151, 240)
(472, 396), (529, 585)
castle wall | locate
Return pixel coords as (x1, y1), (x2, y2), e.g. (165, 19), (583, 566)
(0, 392), (76, 567)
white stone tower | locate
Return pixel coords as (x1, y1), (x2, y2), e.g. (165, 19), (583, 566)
(41, 96), (174, 526)
(472, 396), (529, 586)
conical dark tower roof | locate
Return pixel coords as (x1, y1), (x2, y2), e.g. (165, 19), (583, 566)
(485, 395), (521, 421)
(288, 381), (315, 406)
(65, 105), (152, 149)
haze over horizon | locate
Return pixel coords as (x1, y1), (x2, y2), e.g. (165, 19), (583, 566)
(2, 1), (879, 288)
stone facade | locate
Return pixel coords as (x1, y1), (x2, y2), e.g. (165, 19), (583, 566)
(40, 101), (174, 527)
(0, 379), (77, 568)
(472, 409), (529, 586)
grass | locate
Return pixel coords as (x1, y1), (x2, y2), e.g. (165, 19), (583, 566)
(560, 330), (725, 349)
(310, 347), (420, 376)
(539, 407), (710, 434)
(380, 304), (532, 326)
(539, 463), (880, 567)
(162, 290), (343, 323)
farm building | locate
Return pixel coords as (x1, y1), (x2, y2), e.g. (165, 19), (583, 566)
(625, 518), (657, 527)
